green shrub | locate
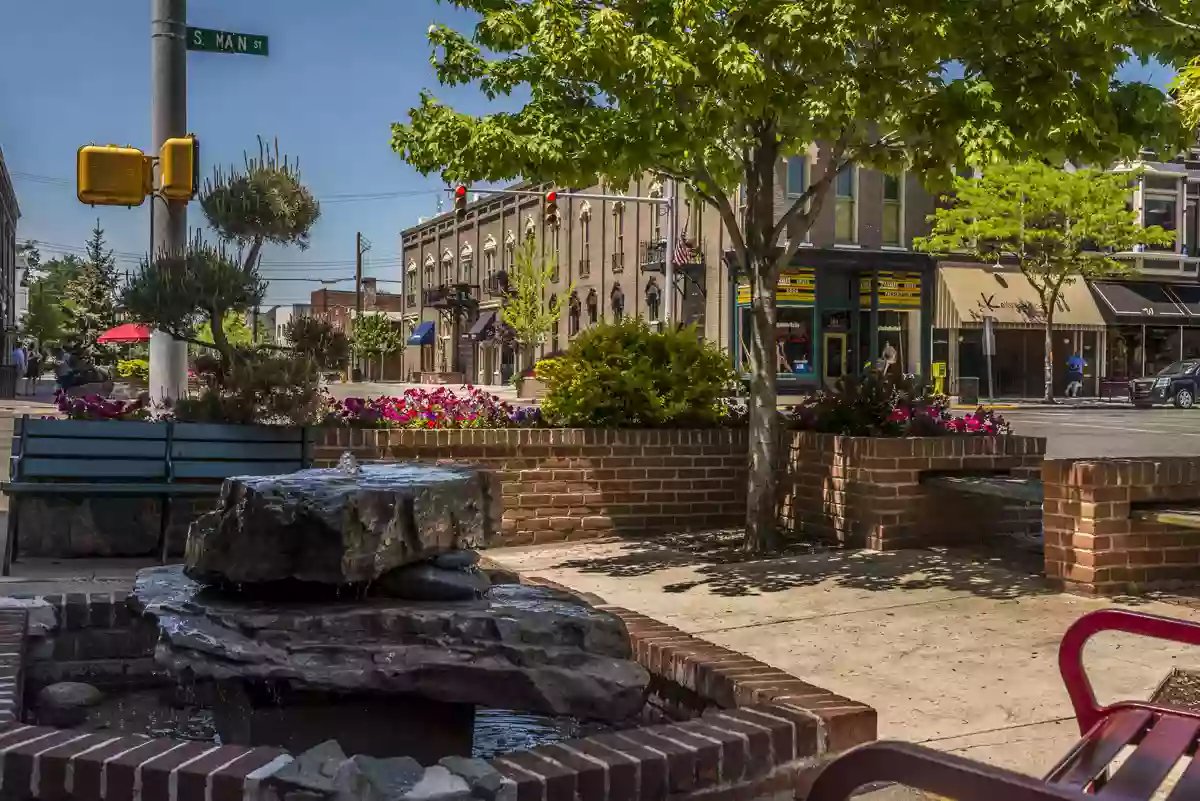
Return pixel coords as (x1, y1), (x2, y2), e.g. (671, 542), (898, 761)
(116, 359), (150, 382)
(536, 319), (737, 427)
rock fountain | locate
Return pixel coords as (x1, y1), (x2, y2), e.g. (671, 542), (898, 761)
(132, 456), (649, 764)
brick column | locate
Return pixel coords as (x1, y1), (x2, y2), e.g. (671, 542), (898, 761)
(1043, 458), (1200, 595)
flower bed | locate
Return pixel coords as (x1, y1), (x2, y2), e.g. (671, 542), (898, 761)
(324, 386), (542, 429)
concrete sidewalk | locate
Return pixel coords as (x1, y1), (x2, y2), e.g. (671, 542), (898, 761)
(484, 536), (1200, 779)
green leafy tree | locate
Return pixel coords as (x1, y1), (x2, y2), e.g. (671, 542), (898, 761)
(393, 0), (1187, 550)
(21, 251), (81, 349)
(191, 310), (265, 355)
(284, 316), (350, 373)
(500, 237), (573, 372)
(915, 161), (1174, 402)
(62, 223), (119, 364)
(124, 139), (318, 370)
(351, 312), (404, 380)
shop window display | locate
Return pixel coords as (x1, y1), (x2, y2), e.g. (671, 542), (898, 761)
(739, 306), (814, 375)
(1107, 327), (1143, 379)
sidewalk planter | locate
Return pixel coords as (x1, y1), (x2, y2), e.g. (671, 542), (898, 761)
(1042, 457), (1200, 596)
(778, 432), (1046, 550)
(516, 376), (547, 401)
(315, 427), (748, 545)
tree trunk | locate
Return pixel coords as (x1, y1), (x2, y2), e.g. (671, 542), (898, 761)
(209, 310), (233, 368)
(1043, 315), (1055, 404)
(745, 254), (781, 553)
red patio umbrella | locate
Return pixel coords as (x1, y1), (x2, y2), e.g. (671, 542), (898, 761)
(97, 323), (153, 344)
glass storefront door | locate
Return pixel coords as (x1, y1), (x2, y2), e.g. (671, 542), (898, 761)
(823, 333), (848, 386)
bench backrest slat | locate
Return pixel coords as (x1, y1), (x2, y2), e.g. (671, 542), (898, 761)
(24, 437), (168, 460)
(16, 418), (170, 441)
(173, 461), (308, 480)
(171, 441), (303, 462)
(172, 423), (305, 443)
(21, 457), (168, 480)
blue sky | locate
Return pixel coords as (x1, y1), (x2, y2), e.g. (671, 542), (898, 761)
(0, 3), (1176, 307)
(1, 0), (512, 306)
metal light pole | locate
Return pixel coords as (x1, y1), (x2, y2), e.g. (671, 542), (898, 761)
(148, 0), (189, 402)
(663, 179), (675, 326)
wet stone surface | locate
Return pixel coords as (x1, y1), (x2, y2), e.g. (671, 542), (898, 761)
(185, 463), (502, 586)
(132, 566), (649, 721)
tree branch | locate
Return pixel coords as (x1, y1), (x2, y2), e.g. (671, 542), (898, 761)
(695, 160), (748, 276)
(769, 130), (853, 250)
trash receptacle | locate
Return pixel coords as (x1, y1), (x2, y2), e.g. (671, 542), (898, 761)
(958, 376), (980, 406)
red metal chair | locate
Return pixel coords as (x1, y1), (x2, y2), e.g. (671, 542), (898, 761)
(807, 609), (1200, 801)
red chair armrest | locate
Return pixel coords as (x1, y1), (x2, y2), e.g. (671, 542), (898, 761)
(1059, 609), (1200, 734)
(807, 741), (1088, 801)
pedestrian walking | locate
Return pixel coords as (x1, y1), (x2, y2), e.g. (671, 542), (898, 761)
(23, 349), (41, 396)
(10, 343), (27, 396)
(1066, 352), (1086, 398)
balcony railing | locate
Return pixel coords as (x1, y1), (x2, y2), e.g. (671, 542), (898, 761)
(483, 272), (507, 296)
(611, 252), (625, 274)
(640, 238), (706, 273)
(423, 283), (477, 309)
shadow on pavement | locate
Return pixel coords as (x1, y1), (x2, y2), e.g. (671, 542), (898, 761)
(554, 531), (1118, 602)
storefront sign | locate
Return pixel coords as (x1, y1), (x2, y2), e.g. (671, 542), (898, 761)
(859, 271), (922, 310)
(736, 268), (815, 306)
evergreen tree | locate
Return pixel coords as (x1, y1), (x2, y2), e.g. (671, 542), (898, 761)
(62, 223), (119, 364)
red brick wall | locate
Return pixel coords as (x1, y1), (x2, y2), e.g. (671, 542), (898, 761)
(1043, 458), (1200, 595)
(779, 432), (1045, 550)
(314, 428), (749, 545)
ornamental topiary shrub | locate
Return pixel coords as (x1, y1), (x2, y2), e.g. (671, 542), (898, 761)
(536, 319), (738, 427)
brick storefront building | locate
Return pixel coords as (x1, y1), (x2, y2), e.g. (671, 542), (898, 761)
(310, 278), (407, 380)
(400, 157), (940, 388)
(0, 146), (19, 375)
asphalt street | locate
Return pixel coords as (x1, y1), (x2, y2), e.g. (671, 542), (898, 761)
(1003, 406), (1200, 458)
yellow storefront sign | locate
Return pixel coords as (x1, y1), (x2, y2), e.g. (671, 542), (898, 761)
(859, 270), (921, 310)
(736, 268), (815, 306)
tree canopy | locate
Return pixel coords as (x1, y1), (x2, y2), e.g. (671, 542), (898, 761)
(500, 237), (571, 369)
(392, 0), (1192, 550)
(351, 312), (405, 380)
(916, 161), (1174, 400)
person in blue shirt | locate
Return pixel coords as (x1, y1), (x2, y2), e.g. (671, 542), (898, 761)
(1065, 352), (1086, 398)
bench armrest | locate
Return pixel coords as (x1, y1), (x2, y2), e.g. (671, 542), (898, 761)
(807, 741), (1087, 801)
(1059, 609), (1200, 734)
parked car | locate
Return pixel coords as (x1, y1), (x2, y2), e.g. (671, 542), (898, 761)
(1130, 360), (1200, 408)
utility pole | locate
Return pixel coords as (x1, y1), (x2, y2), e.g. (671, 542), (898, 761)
(663, 179), (676, 326)
(148, 0), (189, 402)
(353, 232), (371, 381)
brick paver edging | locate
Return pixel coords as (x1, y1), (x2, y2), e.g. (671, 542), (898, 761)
(0, 587), (877, 801)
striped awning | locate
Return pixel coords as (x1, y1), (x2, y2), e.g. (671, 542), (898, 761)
(934, 263), (1106, 331)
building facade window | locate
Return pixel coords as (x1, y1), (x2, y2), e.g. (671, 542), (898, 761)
(613, 202), (625, 273)
(835, 167), (858, 244)
(440, 250), (453, 285)
(1142, 173), (1181, 252)
(785, 157), (808, 198)
(580, 206), (591, 278)
(459, 244), (473, 283)
(883, 173), (904, 247)
(423, 255), (436, 291)
(548, 294), (560, 353)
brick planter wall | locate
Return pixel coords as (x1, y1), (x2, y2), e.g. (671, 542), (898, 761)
(0, 578), (876, 801)
(779, 432), (1046, 550)
(314, 428), (749, 545)
(1043, 457), (1200, 595)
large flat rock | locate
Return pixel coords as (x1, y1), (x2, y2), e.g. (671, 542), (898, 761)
(132, 566), (649, 722)
(185, 463), (501, 586)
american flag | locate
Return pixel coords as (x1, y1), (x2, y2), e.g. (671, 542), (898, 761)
(673, 232), (698, 266)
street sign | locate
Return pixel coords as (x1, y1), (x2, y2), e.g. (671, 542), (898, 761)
(186, 27), (269, 56)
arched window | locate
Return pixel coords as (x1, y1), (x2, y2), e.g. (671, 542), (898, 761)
(612, 201), (625, 273)
(645, 277), (661, 322)
(423, 253), (436, 289)
(440, 249), (453, 286)
(568, 291), (582, 337)
(459, 243), (474, 283)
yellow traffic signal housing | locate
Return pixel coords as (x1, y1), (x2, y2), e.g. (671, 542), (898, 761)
(77, 145), (152, 207)
(159, 136), (198, 201)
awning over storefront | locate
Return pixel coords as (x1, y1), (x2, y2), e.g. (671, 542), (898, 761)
(1091, 281), (1188, 319)
(407, 321), (435, 346)
(465, 310), (497, 342)
(934, 264), (1107, 330)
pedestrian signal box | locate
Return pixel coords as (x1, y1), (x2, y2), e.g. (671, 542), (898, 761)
(159, 136), (199, 201)
(77, 145), (152, 207)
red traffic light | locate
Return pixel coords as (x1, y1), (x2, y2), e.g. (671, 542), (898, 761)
(546, 190), (557, 204)
(455, 185), (467, 198)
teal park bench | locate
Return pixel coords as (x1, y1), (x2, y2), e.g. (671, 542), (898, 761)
(1, 416), (312, 575)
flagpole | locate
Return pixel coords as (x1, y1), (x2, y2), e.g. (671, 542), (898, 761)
(664, 178), (675, 326)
